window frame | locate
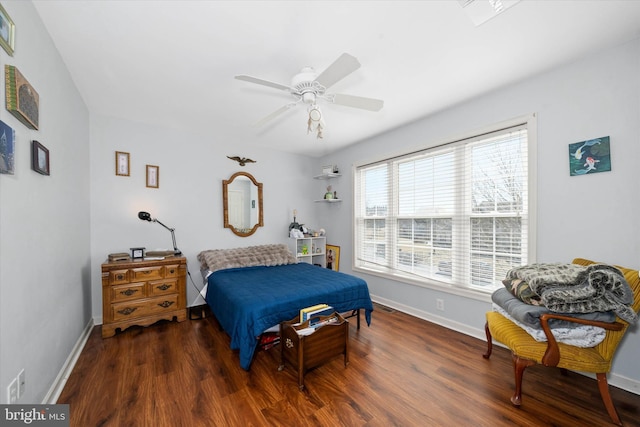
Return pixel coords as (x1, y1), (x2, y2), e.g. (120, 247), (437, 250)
(352, 115), (537, 300)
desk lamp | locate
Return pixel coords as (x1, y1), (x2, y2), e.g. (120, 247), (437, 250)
(137, 211), (182, 256)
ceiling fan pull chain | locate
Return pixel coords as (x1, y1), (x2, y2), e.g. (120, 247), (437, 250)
(307, 105), (324, 139)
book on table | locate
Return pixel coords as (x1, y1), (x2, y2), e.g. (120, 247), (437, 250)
(295, 312), (341, 336)
(300, 304), (334, 323)
(306, 306), (335, 322)
(299, 303), (328, 322)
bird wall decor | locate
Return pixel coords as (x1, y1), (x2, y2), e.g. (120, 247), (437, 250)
(227, 156), (256, 167)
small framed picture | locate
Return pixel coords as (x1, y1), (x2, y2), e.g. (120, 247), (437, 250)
(146, 164), (159, 188)
(115, 151), (130, 176)
(130, 247), (145, 259)
(31, 141), (50, 175)
(326, 244), (340, 271)
(0, 3), (16, 56)
(0, 119), (15, 174)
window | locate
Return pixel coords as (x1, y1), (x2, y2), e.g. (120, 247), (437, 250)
(354, 122), (532, 293)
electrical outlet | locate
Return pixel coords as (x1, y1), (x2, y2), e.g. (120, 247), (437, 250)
(17, 369), (25, 399)
(7, 378), (17, 404)
(436, 298), (445, 311)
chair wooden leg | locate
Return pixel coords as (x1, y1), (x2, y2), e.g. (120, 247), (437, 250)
(482, 322), (493, 359)
(511, 354), (535, 406)
(596, 373), (622, 426)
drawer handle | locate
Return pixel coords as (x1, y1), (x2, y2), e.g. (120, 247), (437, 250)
(158, 301), (175, 308)
(120, 289), (139, 296)
(169, 269), (175, 274)
(116, 274), (125, 281)
(156, 284), (172, 291)
(117, 307), (137, 316)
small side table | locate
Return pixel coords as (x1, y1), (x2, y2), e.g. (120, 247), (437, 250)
(278, 312), (349, 390)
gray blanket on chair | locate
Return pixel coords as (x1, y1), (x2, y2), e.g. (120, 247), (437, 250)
(505, 263), (637, 324)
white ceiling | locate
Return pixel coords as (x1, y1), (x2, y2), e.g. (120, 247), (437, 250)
(33, 1), (640, 158)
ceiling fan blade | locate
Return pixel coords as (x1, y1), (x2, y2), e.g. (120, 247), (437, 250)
(252, 103), (298, 127)
(332, 93), (384, 111)
(314, 53), (361, 90)
(235, 75), (291, 92)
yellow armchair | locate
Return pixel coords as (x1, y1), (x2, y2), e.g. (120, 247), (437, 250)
(483, 258), (640, 426)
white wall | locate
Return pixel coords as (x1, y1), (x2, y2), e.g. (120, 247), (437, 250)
(89, 114), (319, 317)
(317, 38), (640, 393)
(0, 2), (90, 403)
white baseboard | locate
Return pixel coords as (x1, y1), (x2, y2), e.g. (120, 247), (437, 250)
(370, 294), (640, 396)
(42, 318), (94, 404)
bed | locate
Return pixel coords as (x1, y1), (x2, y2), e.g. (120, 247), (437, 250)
(197, 244), (374, 370)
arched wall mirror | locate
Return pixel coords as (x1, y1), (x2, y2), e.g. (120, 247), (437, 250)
(223, 171), (264, 237)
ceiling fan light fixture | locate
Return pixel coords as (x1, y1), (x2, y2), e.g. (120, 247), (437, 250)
(302, 92), (316, 104)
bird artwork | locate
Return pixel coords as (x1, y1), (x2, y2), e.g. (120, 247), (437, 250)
(227, 156), (256, 167)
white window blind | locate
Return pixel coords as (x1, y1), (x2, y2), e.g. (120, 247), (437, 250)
(355, 124), (529, 292)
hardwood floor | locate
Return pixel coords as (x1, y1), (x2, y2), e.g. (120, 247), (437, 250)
(58, 305), (640, 426)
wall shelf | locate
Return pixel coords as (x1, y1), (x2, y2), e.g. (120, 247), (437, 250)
(314, 199), (342, 203)
(313, 173), (341, 180)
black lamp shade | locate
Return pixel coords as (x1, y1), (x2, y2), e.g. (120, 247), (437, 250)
(138, 211), (152, 221)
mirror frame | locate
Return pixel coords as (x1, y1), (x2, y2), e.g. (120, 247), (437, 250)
(223, 171), (264, 237)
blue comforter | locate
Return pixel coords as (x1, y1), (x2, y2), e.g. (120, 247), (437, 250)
(205, 263), (374, 370)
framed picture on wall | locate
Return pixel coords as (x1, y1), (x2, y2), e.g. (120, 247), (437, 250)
(146, 164), (159, 188)
(115, 151), (130, 176)
(0, 3), (15, 56)
(568, 136), (611, 176)
(0, 119), (15, 174)
(326, 244), (340, 272)
(31, 140), (50, 175)
(5, 65), (39, 129)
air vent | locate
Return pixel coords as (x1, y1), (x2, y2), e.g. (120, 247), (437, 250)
(458, 0), (521, 26)
(373, 302), (396, 313)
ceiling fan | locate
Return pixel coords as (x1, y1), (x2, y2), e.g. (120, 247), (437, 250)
(235, 53), (384, 137)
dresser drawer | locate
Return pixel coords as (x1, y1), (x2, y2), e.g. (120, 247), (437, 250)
(164, 264), (180, 278)
(147, 295), (179, 315)
(111, 282), (146, 302)
(149, 279), (178, 296)
(109, 269), (130, 285)
(131, 265), (164, 281)
(111, 295), (179, 322)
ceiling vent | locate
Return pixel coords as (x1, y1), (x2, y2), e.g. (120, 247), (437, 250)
(458, 0), (521, 26)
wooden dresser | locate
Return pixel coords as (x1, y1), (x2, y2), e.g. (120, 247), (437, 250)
(101, 256), (187, 338)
